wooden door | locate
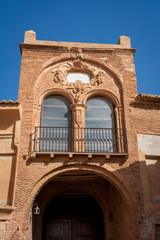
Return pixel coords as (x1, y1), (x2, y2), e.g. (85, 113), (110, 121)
(42, 195), (104, 240)
(155, 224), (160, 240)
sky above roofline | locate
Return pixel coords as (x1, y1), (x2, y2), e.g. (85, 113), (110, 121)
(0, 0), (160, 101)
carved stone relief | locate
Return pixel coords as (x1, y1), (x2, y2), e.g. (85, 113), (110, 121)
(67, 80), (91, 102)
(73, 59), (84, 69)
(51, 59), (106, 102)
(52, 70), (66, 85)
(90, 72), (104, 86)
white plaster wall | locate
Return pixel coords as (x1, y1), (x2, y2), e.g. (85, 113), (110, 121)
(138, 134), (160, 204)
(138, 134), (160, 156)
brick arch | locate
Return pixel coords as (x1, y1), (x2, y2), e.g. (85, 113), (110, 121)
(83, 89), (122, 131)
(34, 88), (74, 129)
(83, 55), (123, 88)
(33, 54), (123, 129)
(38, 88), (74, 105)
(38, 177), (109, 218)
(34, 180), (109, 240)
(35, 53), (123, 90)
(21, 164), (138, 239)
(83, 89), (120, 107)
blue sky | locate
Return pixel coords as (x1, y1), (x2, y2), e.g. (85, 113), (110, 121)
(0, 0), (160, 101)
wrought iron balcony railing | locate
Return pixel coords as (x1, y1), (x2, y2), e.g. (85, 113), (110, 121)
(31, 127), (126, 154)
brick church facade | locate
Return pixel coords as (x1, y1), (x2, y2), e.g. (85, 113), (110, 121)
(0, 30), (160, 240)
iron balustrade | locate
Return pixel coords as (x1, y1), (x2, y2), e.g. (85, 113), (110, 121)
(32, 127), (126, 153)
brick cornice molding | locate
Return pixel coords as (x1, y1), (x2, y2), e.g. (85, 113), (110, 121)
(19, 42), (136, 55)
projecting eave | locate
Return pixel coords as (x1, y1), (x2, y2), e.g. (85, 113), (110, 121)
(0, 100), (21, 119)
(131, 94), (160, 109)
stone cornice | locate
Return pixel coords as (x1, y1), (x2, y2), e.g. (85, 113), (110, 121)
(19, 42), (136, 55)
(131, 94), (160, 109)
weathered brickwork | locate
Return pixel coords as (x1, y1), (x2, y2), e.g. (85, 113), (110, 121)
(0, 31), (160, 240)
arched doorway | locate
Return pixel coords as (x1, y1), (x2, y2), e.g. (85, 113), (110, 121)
(32, 170), (136, 240)
(42, 190), (105, 240)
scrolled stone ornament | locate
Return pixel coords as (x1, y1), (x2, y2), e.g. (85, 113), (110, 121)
(53, 70), (66, 85)
(90, 72), (104, 86)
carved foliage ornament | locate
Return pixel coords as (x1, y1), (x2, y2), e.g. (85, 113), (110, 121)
(67, 80), (91, 102)
(52, 59), (105, 101)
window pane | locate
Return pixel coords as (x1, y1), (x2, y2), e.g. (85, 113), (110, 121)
(85, 96), (115, 129)
(42, 119), (71, 128)
(85, 120), (113, 128)
(85, 107), (112, 119)
(42, 106), (69, 118)
(41, 95), (72, 128)
(40, 95), (72, 152)
(43, 95), (71, 107)
(85, 96), (116, 153)
(86, 97), (114, 108)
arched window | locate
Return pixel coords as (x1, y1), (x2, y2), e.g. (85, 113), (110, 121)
(41, 95), (72, 128)
(33, 95), (119, 153)
(85, 96), (117, 153)
(40, 95), (72, 152)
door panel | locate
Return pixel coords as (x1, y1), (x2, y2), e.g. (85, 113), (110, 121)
(43, 195), (104, 240)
